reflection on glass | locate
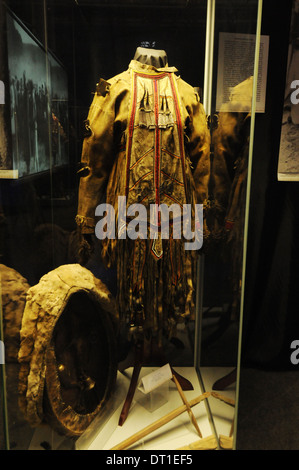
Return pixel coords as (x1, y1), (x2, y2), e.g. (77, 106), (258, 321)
(198, 0), (261, 450)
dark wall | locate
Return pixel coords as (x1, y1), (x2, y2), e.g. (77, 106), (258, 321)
(5, 0), (208, 163)
(46, 0), (207, 107)
(1, 0), (208, 285)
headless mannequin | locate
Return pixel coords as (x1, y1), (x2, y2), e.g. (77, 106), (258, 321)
(118, 45), (194, 427)
(131, 45), (236, 395)
(133, 46), (168, 68)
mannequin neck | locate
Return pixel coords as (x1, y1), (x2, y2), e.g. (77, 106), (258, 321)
(133, 47), (168, 68)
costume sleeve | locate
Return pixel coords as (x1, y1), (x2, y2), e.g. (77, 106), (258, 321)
(76, 82), (117, 234)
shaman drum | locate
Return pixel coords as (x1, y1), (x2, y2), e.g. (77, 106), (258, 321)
(0, 264), (30, 362)
(18, 264), (118, 437)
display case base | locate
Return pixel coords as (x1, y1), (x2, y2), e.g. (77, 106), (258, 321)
(27, 366), (236, 450)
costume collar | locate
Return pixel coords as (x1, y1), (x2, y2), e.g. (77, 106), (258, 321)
(129, 59), (178, 74)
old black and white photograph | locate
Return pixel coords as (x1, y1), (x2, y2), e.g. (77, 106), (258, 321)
(278, 0), (299, 181)
(5, 12), (68, 178)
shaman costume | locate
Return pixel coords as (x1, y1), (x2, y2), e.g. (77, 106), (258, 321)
(76, 48), (210, 342)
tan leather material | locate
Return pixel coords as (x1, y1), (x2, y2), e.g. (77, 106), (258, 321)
(76, 60), (210, 235)
(76, 60), (210, 335)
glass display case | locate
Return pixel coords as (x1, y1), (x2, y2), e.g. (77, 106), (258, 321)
(0, 0), (263, 451)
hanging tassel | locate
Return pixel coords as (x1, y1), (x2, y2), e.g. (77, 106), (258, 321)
(158, 96), (167, 129)
(164, 94), (174, 128)
(158, 94), (174, 129)
(138, 89), (155, 129)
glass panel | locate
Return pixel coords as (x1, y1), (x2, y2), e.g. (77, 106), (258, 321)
(197, 0), (263, 450)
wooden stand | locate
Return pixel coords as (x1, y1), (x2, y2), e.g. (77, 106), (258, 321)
(118, 338), (194, 426)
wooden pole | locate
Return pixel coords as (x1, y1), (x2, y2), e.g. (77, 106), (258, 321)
(177, 435), (218, 450)
(172, 374), (202, 438)
(211, 391), (235, 407)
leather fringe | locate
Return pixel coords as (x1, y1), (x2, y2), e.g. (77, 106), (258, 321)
(115, 235), (197, 341)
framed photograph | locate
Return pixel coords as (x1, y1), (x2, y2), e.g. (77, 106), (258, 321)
(0, 10), (69, 179)
(277, 0), (299, 181)
(216, 32), (269, 113)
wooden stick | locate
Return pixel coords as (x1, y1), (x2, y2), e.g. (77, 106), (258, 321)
(110, 392), (210, 450)
(172, 374), (202, 438)
(177, 435), (218, 450)
(211, 391), (235, 407)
